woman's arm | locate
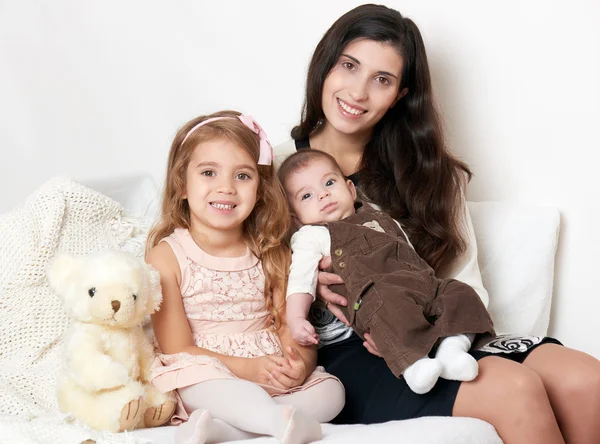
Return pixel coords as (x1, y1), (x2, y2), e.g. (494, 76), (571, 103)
(438, 199), (490, 307)
(147, 242), (287, 385)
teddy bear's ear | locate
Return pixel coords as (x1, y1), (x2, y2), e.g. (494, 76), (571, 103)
(143, 262), (163, 314)
(46, 252), (78, 294)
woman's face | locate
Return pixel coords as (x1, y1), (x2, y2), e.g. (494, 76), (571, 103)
(321, 39), (405, 138)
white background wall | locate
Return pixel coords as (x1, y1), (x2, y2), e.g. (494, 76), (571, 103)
(1, 1), (599, 355)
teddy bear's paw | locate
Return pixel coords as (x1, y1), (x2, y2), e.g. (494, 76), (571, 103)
(119, 397), (143, 431)
(93, 361), (131, 390)
(144, 400), (176, 427)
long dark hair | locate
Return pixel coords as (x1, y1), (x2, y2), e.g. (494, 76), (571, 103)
(292, 4), (472, 273)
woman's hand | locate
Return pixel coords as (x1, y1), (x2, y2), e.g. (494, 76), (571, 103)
(317, 256), (350, 326)
(269, 347), (310, 389)
(363, 332), (382, 357)
(316, 257), (381, 357)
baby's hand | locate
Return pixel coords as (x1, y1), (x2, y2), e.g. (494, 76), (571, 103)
(288, 317), (319, 346)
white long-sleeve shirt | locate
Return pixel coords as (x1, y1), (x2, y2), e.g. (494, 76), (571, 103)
(286, 225), (331, 299)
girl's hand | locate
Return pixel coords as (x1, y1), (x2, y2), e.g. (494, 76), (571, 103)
(269, 347), (309, 389)
(317, 256), (350, 326)
(243, 355), (292, 386)
(363, 332), (382, 357)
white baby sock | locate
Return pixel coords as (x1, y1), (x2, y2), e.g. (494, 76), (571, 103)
(434, 334), (478, 381)
(403, 356), (443, 394)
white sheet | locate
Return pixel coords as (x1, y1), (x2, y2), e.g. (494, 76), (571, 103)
(132, 417), (502, 444)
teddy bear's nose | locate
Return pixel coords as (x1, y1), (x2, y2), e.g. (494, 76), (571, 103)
(111, 300), (121, 313)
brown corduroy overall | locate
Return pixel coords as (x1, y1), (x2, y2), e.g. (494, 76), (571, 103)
(325, 206), (495, 378)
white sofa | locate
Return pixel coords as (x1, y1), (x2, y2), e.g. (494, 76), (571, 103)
(96, 175), (560, 444)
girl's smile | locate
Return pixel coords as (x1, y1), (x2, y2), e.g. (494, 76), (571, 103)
(184, 137), (259, 240)
(210, 201), (236, 211)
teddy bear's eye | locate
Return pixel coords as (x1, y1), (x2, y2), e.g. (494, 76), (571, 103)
(132, 293), (137, 301)
(88, 287), (96, 297)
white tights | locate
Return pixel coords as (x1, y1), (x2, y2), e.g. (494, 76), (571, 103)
(176, 378), (345, 444)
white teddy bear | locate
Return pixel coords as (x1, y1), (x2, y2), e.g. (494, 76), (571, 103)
(47, 250), (175, 432)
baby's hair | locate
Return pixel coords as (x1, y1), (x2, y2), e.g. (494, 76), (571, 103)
(147, 110), (290, 329)
(277, 149), (343, 191)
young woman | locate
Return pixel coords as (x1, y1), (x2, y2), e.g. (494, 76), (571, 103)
(273, 4), (600, 444)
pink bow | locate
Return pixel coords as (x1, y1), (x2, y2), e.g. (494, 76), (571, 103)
(181, 115), (273, 166)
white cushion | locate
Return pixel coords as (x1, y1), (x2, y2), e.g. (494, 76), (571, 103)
(469, 201), (560, 336)
(81, 173), (160, 221)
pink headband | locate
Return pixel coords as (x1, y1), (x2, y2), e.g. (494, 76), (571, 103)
(181, 115), (274, 166)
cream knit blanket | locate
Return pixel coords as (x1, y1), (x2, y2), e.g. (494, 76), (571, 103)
(0, 177), (151, 444)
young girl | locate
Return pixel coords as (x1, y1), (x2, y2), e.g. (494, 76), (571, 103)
(273, 4), (600, 444)
(146, 111), (344, 444)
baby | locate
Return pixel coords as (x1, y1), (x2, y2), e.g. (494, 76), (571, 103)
(278, 149), (495, 394)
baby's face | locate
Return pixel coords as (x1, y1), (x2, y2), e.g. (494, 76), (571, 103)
(284, 158), (357, 225)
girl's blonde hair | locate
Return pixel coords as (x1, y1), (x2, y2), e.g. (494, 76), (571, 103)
(147, 110), (290, 328)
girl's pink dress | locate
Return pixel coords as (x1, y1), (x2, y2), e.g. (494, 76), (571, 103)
(150, 228), (339, 422)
